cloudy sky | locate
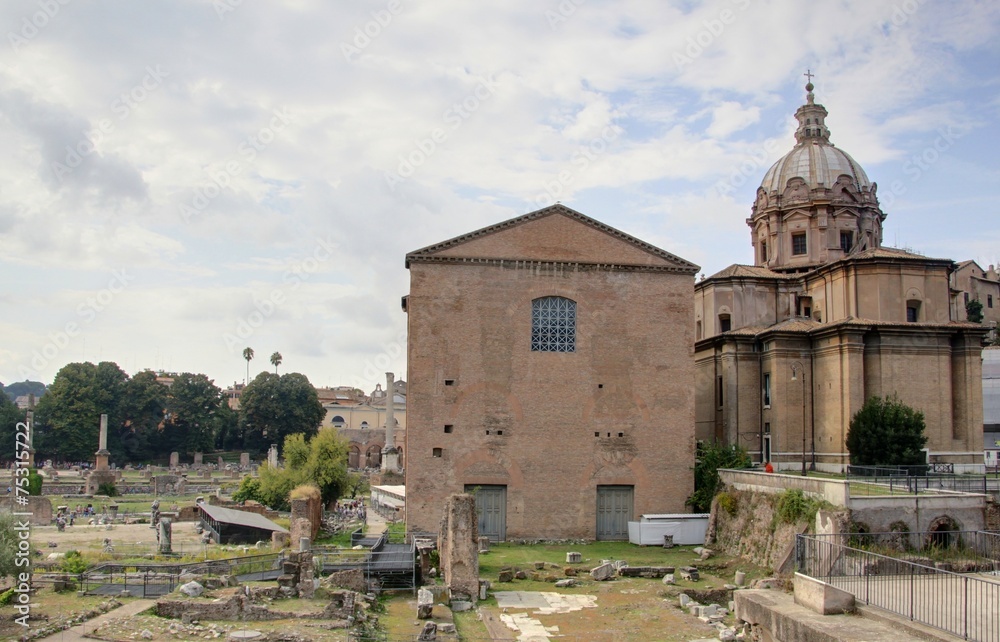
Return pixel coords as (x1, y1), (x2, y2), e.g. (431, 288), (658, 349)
(1, 0), (998, 392)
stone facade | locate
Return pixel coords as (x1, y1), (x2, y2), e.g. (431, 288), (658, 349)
(405, 205), (699, 539)
(695, 84), (988, 471)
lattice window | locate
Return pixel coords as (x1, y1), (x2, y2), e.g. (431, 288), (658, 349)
(531, 297), (576, 352)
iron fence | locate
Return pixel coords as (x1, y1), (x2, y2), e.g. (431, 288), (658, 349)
(81, 552), (287, 597)
(846, 465), (1000, 497)
(797, 532), (1000, 641)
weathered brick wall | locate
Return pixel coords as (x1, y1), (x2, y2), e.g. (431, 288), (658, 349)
(406, 211), (697, 539)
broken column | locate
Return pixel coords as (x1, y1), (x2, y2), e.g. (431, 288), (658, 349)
(169, 451), (179, 468)
(438, 493), (479, 603)
(267, 444), (279, 468)
(193, 452), (203, 466)
(381, 372), (400, 473)
(158, 518), (172, 554)
(239, 452), (250, 468)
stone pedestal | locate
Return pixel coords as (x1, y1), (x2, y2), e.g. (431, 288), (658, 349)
(169, 452), (179, 468)
(193, 452), (203, 465)
(239, 453), (250, 468)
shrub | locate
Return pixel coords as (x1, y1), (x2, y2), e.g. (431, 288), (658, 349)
(716, 492), (739, 516)
(686, 441), (752, 513)
(97, 482), (119, 497)
(61, 550), (88, 575)
(774, 489), (825, 526)
(27, 470), (42, 496)
(0, 588), (14, 606)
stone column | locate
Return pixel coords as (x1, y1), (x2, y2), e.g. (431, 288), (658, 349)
(158, 518), (172, 554)
(382, 372), (400, 472)
(95, 414), (110, 471)
(267, 444), (279, 468)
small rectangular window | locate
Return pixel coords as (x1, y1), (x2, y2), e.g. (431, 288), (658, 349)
(763, 373), (771, 407)
(432, 448), (443, 458)
(840, 231), (853, 252)
(965, 292), (970, 305)
(595, 432), (600, 437)
(990, 295), (994, 309)
(444, 425), (453, 434)
(444, 379), (455, 386)
(497, 430), (503, 436)
(761, 241), (768, 262)
(792, 233), (807, 256)
(719, 315), (731, 333)
(716, 376), (724, 408)
(907, 306), (918, 322)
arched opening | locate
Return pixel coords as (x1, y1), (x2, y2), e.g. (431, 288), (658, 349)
(366, 445), (382, 468)
(348, 445), (360, 469)
(927, 516), (958, 549)
(331, 415), (346, 428)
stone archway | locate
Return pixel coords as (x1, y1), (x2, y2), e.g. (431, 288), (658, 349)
(366, 445), (381, 468)
(927, 515), (959, 549)
(348, 445), (360, 469)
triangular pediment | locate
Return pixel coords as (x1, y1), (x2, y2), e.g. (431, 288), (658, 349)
(406, 205), (699, 272)
(781, 209), (811, 223)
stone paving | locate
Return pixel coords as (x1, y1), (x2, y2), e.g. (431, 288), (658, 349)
(494, 591), (599, 640)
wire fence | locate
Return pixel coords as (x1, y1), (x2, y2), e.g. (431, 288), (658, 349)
(797, 532), (1000, 641)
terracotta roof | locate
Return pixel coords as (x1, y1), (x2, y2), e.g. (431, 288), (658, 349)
(705, 264), (797, 280)
(848, 247), (943, 261)
(405, 204), (699, 273)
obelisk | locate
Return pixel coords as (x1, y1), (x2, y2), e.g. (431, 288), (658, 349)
(95, 414), (110, 471)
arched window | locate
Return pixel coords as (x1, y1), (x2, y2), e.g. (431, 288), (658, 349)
(360, 421), (369, 429)
(531, 296), (576, 352)
(331, 415), (345, 428)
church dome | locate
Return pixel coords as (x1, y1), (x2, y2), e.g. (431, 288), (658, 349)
(758, 81), (871, 195)
(760, 142), (871, 194)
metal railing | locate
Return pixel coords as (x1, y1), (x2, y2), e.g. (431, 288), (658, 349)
(797, 532), (1000, 641)
(81, 552), (287, 597)
(846, 465), (1000, 497)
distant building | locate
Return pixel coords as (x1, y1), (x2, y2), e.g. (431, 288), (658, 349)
(985, 347), (1000, 470)
(952, 260), (1000, 342)
(321, 382), (406, 469)
(198, 503), (288, 544)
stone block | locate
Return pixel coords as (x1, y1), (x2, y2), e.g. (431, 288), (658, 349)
(793, 572), (855, 615)
(451, 600), (473, 612)
(554, 579), (576, 588)
(417, 588), (434, 619)
(179, 581), (204, 597)
(566, 551), (582, 563)
(679, 593), (691, 607)
(590, 563), (615, 581)
(679, 566), (699, 581)
(497, 569), (513, 582)
(663, 573), (675, 585)
(417, 621), (437, 641)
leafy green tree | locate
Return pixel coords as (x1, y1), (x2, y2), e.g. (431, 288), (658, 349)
(119, 370), (168, 462)
(163, 373), (224, 454)
(0, 391), (27, 466)
(33, 362), (128, 462)
(252, 429), (351, 510)
(239, 372), (323, 454)
(686, 441), (752, 513)
(214, 400), (239, 451)
(967, 299), (984, 323)
(846, 394), (927, 466)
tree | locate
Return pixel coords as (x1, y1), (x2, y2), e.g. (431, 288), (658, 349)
(247, 429), (350, 510)
(243, 347), (254, 385)
(686, 441), (752, 513)
(846, 395), (927, 467)
(33, 362), (128, 462)
(967, 299), (984, 323)
(119, 370), (168, 462)
(163, 373), (224, 454)
(239, 372), (324, 453)
(270, 351), (283, 374)
(0, 390), (26, 466)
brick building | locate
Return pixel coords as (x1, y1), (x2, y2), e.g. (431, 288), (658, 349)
(404, 205), (699, 540)
(695, 81), (987, 471)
